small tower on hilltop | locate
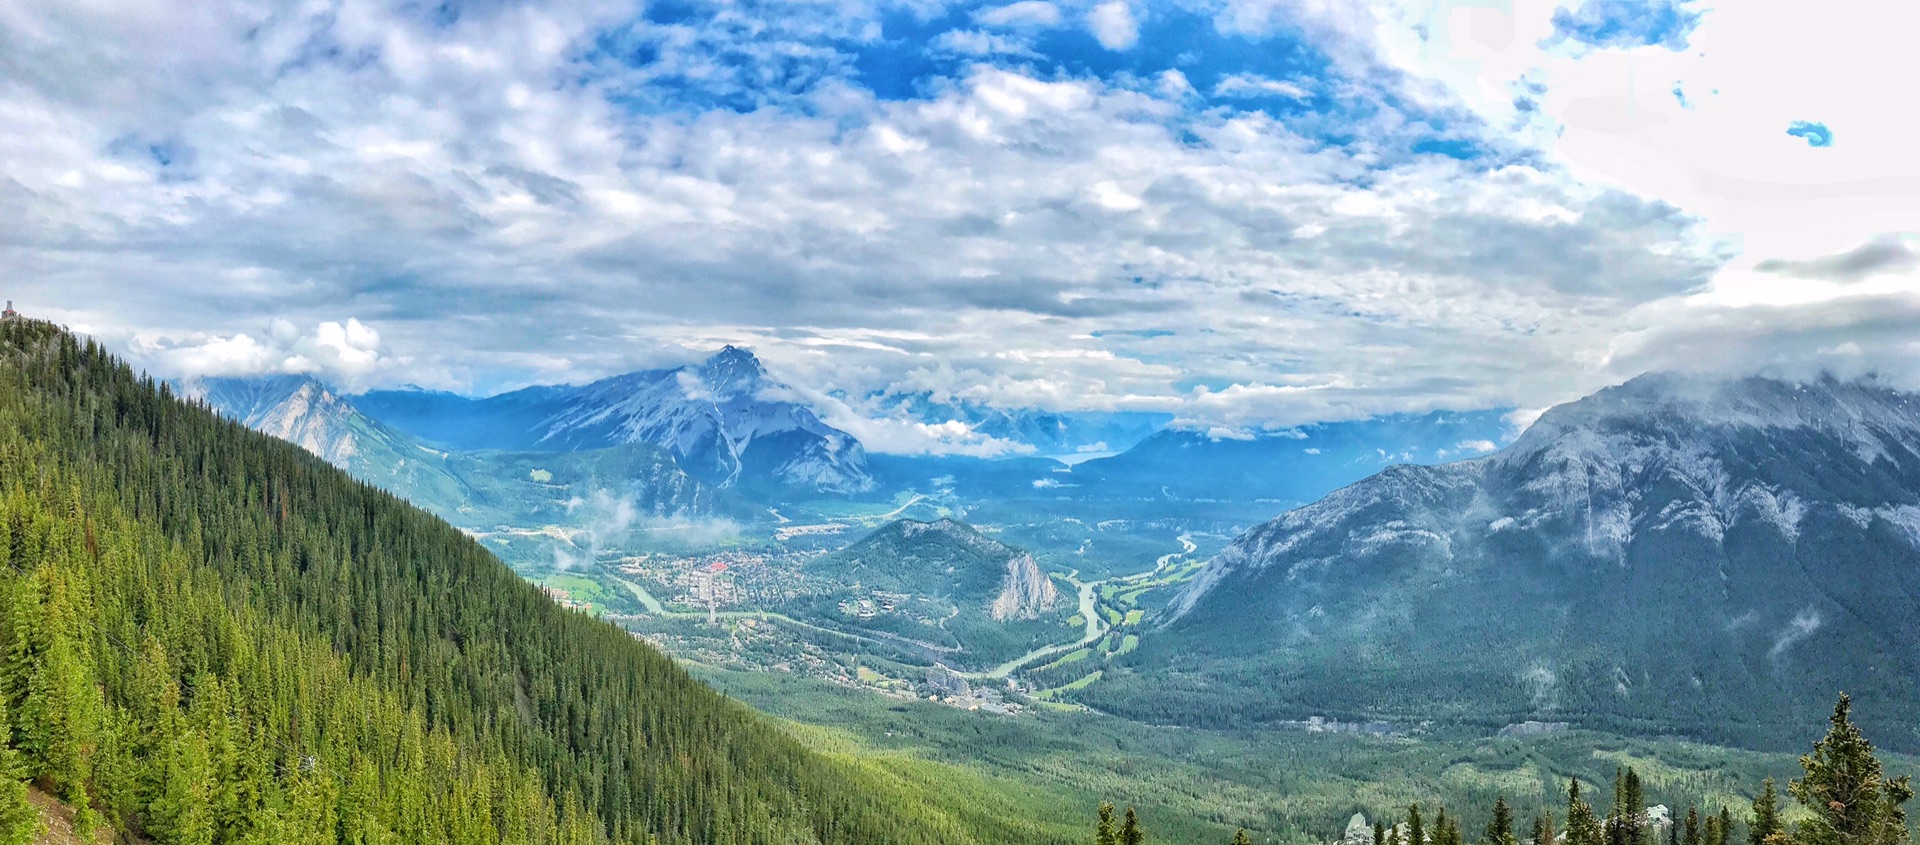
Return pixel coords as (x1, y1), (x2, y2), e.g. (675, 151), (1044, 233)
(0, 301), (17, 321)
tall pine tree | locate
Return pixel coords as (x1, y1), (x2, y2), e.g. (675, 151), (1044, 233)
(1120, 807), (1145, 845)
(1488, 797), (1517, 845)
(0, 697), (39, 845)
(1569, 779), (1604, 845)
(1751, 780), (1782, 845)
(1789, 694), (1914, 845)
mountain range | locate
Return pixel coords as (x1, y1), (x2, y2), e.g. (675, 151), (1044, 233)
(192, 374), (724, 540)
(867, 391), (1170, 456)
(1069, 409), (1514, 506)
(353, 346), (875, 495)
(1087, 374), (1920, 750)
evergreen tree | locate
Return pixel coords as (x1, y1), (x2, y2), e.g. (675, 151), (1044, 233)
(0, 698), (40, 845)
(1789, 694), (1914, 845)
(1623, 770), (1648, 845)
(1487, 797), (1516, 845)
(1120, 807), (1144, 845)
(1685, 806), (1702, 845)
(1411, 804), (1426, 845)
(1535, 813), (1558, 845)
(1377, 820), (1387, 845)
(1719, 807), (1735, 845)
(1751, 779), (1782, 845)
(1569, 779), (1604, 845)
(1097, 802), (1118, 845)
(1438, 808), (1456, 845)
(1233, 830), (1254, 845)
(1611, 769), (1629, 845)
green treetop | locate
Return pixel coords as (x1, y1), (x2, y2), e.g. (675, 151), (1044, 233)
(1789, 694), (1913, 845)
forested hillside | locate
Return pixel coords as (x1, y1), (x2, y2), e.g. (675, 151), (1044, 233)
(0, 319), (1056, 844)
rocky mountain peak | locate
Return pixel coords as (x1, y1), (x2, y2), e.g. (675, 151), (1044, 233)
(697, 345), (768, 396)
(989, 552), (1060, 621)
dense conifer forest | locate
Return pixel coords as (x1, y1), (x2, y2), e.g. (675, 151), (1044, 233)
(0, 319), (1058, 843)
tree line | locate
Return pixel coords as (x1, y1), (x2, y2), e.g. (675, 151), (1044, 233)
(1091, 694), (1909, 845)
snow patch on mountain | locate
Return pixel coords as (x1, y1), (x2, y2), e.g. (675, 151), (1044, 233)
(1170, 373), (1920, 623)
(520, 347), (874, 494)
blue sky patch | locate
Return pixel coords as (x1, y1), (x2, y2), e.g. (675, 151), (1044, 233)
(1550, 0), (1702, 50)
(1786, 121), (1833, 147)
(575, 0), (1499, 165)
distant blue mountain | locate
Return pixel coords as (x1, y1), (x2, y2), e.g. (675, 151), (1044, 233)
(865, 391), (1170, 456)
(1070, 410), (1515, 506)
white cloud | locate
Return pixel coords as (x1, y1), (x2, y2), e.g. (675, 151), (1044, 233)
(1504, 407), (1548, 435)
(129, 317), (396, 388)
(1087, 1), (1138, 50)
(931, 29), (1039, 58)
(1212, 73), (1312, 100)
(976, 1), (1062, 28)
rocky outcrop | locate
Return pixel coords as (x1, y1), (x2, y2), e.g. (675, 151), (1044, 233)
(989, 552), (1060, 621)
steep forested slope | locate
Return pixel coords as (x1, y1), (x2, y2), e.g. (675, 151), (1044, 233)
(0, 320), (1054, 844)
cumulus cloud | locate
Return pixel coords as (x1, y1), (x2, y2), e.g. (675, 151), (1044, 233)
(1087, 1), (1138, 50)
(128, 318), (396, 388)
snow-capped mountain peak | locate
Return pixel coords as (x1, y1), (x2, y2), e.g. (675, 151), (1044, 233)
(696, 345), (769, 397)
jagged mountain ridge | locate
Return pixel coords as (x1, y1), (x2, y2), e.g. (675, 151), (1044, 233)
(1093, 374), (1920, 750)
(355, 346), (874, 495)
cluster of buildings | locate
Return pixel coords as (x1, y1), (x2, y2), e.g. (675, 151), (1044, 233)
(924, 663), (1022, 715)
(538, 585), (591, 612)
(839, 588), (909, 619)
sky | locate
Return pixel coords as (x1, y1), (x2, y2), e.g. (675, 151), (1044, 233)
(1, 0), (1915, 453)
